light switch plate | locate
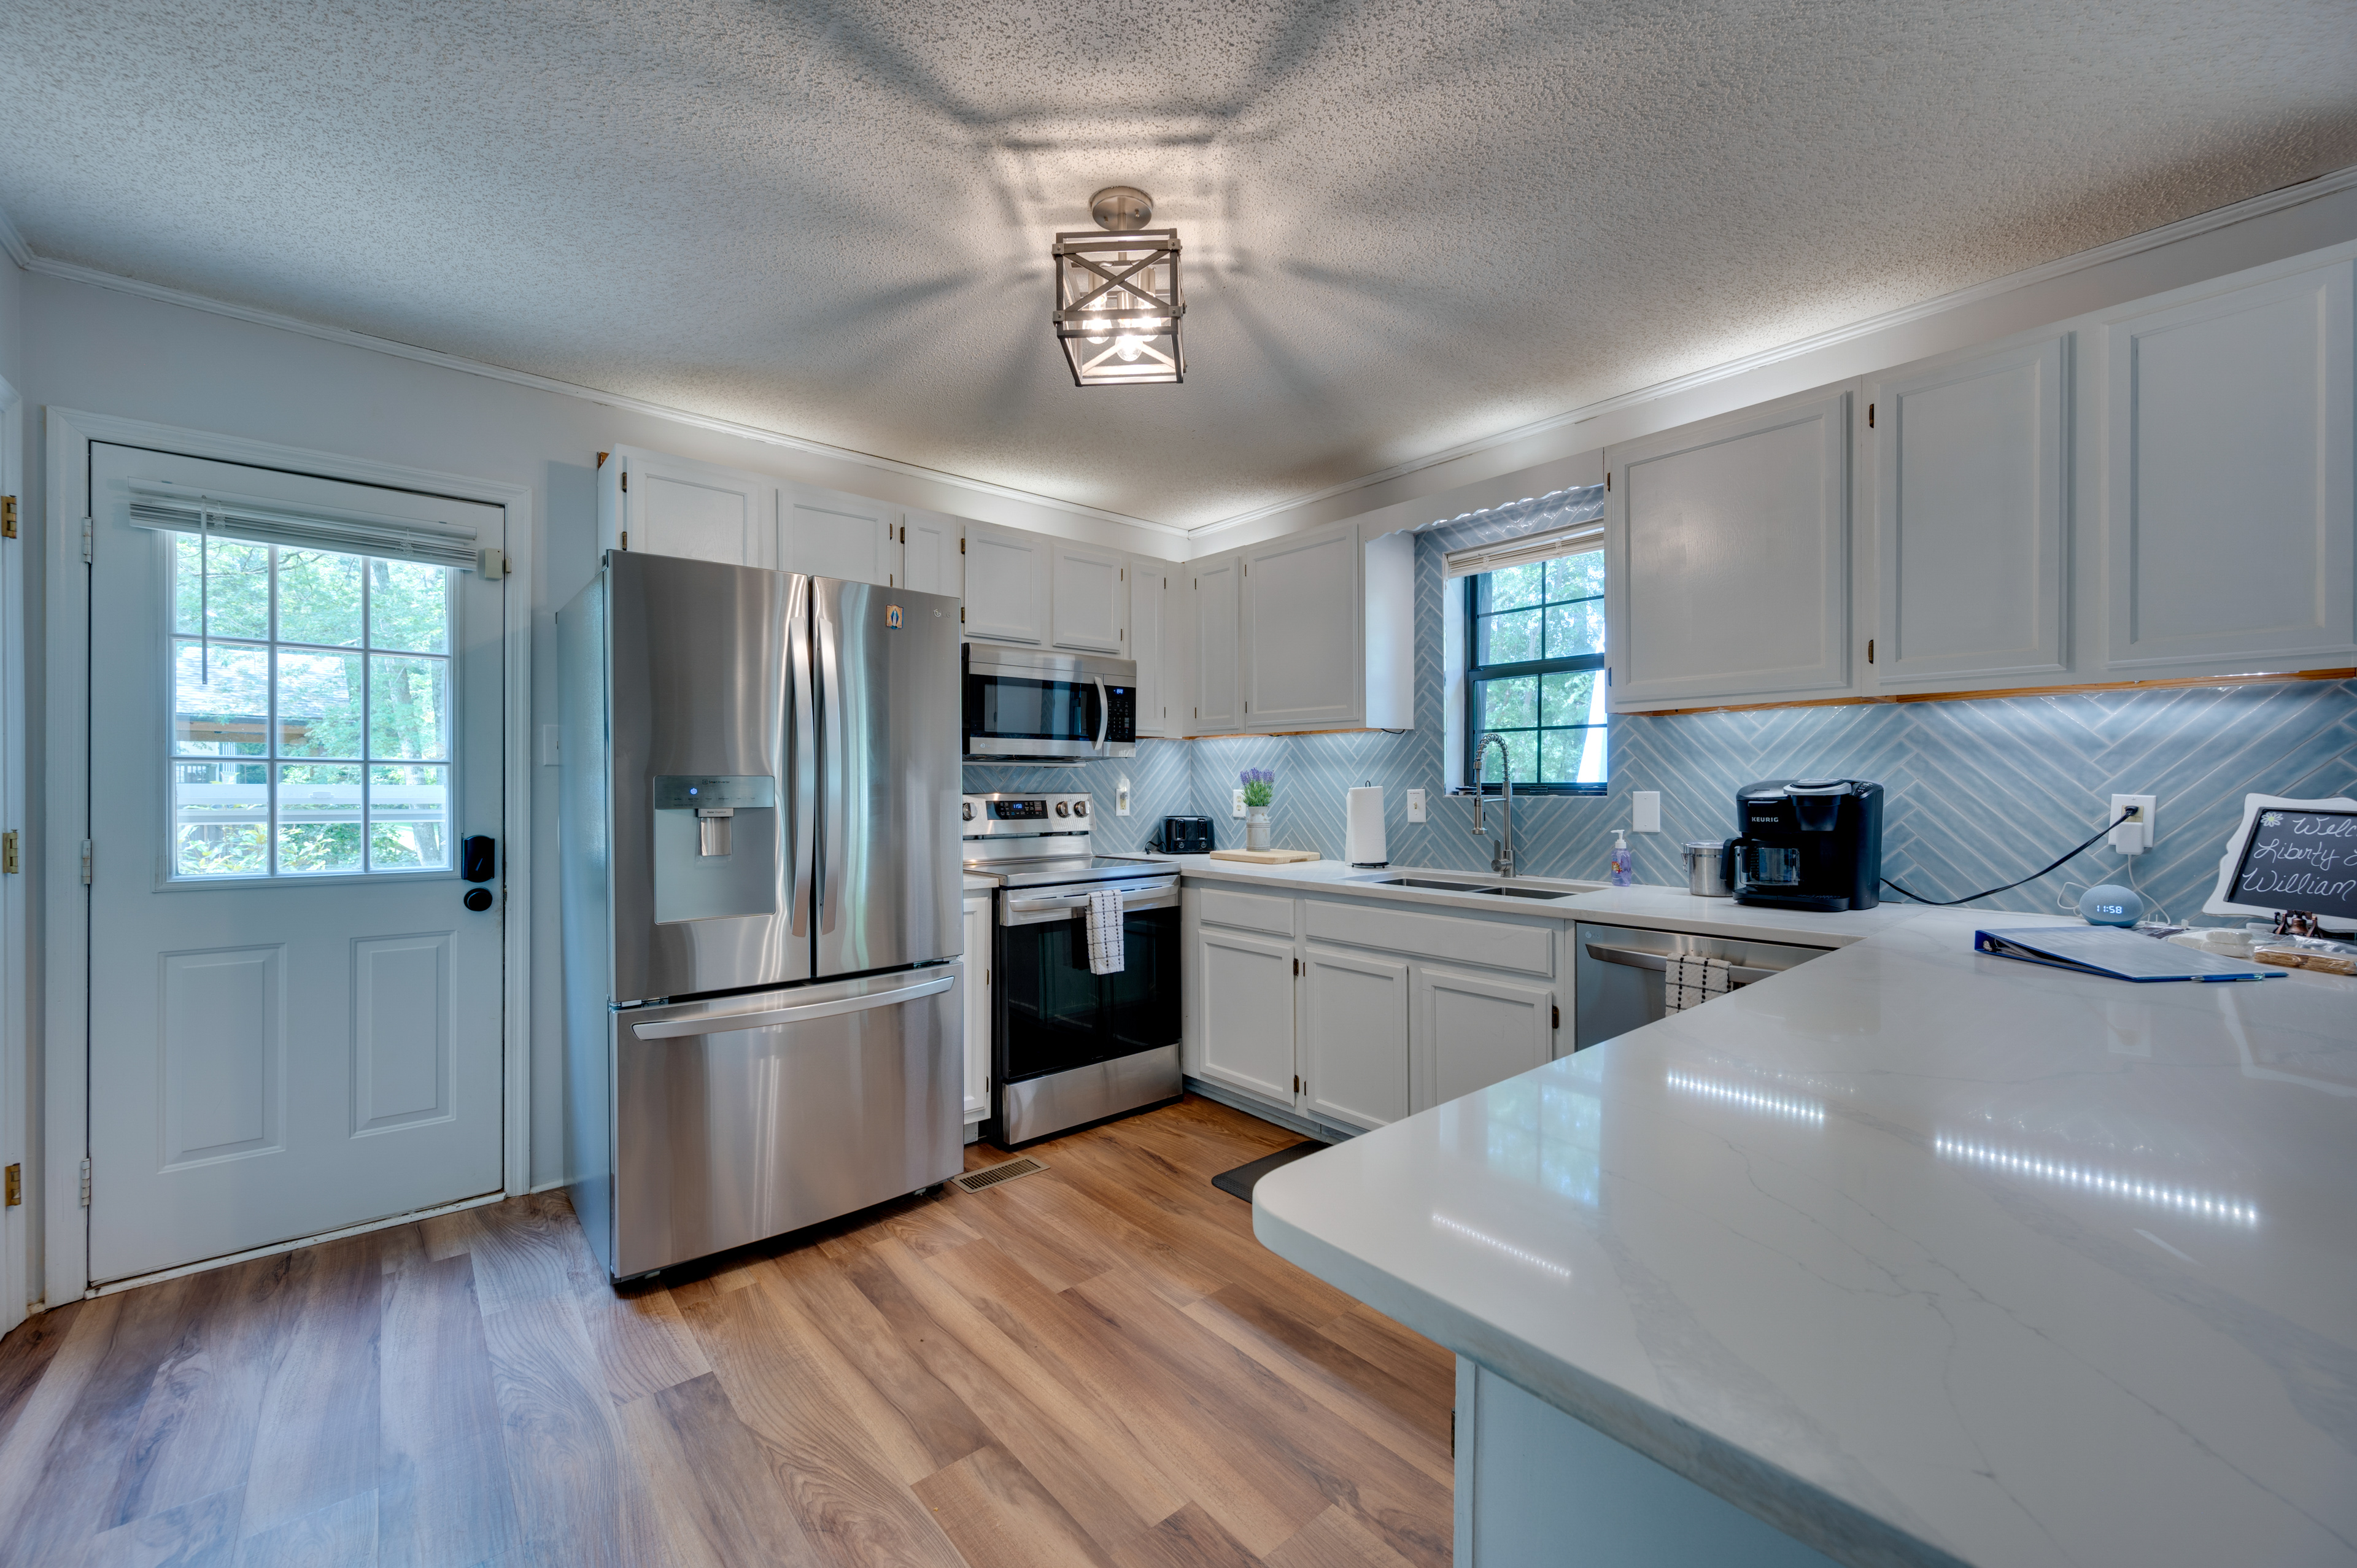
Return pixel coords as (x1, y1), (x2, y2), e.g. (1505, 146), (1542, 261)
(1632, 790), (1662, 832)
(1406, 788), (1427, 823)
(1232, 787), (1247, 818)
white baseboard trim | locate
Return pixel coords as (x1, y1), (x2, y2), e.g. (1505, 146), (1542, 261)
(1185, 1076), (1363, 1145)
(87, 1188), (508, 1298)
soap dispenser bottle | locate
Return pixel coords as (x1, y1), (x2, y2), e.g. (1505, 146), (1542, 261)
(1609, 829), (1635, 887)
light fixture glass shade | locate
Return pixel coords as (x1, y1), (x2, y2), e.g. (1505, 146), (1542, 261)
(1053, 229), (1185, 386)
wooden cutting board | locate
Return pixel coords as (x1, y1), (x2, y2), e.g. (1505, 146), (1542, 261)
(1207, 849), (1322, 864)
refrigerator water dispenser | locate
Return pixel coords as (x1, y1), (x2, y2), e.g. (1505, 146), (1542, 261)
(651, 774), (778, 923)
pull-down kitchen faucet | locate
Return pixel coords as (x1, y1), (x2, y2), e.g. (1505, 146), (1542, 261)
(1471, 732), (1515, 878)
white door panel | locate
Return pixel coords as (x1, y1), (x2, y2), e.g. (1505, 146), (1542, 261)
(1413, 966), (1553, 1112)
(905, 508), (966, 599)
(1050, 541), (1126, 652)
(1301, 946), (1409, 1129)
(966, 523), (1049, 643)
(600, 447), (778, 568)
(86, 444), (506, 1284)
(788, 485), (897, 587)
(1196, 927), (1295, 1103)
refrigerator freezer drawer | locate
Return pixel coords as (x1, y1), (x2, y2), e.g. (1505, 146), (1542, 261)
(600, 967), (963, 1278)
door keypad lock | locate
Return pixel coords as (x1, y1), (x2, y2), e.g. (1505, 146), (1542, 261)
(462, 835), (497, 910)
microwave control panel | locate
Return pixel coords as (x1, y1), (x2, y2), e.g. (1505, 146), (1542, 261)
(1104, 684), (1136, 743)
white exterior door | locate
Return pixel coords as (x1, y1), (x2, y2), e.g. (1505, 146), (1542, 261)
(85, 444), (507, 1284)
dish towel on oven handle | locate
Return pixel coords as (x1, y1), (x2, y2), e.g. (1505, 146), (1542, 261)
(1085, 888), (1126, 976)
(1664, 954), (1731, 1013)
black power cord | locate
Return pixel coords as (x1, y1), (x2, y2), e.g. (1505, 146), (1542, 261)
(1881, 809), (2136, 907)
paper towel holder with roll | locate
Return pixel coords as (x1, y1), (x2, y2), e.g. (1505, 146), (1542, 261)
(1345, 784), (1390, 868)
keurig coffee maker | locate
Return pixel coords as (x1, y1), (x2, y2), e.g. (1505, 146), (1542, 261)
(1728, 779), (1884, 911)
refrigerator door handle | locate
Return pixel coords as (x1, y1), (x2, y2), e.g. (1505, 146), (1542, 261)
(788, 576), (817, 936)
(629, 971), (956, 1039)
(816, 590), (846, 935)
(1093, 675), (1109, 753)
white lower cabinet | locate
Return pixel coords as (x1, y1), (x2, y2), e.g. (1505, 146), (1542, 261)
(1301, 946), (1412, 1130)
(961, 894), (992, 1125)
(1412, 965), (1555, 1112)
(1196, 926), (1299, 1103)
(1190, 890), (1562, 1128)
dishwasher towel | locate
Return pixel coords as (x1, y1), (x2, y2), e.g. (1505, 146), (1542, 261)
(1086, 889), (1126, 976)
(1664, 954), (1731, 1013)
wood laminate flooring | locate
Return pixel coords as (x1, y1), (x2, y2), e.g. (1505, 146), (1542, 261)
(0, 1095), (1454, 1567)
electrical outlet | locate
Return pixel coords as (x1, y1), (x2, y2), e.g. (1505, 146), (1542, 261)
(1632, 790), (1662, 833)
(1406, 788), (1427, 824)
(2108, 794), (2157, 855)
(1115, 776), (1131, 816)
(1232, 787), (1247, 819)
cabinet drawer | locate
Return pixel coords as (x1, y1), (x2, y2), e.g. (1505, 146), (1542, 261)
(1304, 898), (1552, 976)
(1198, 886), (1296, 937)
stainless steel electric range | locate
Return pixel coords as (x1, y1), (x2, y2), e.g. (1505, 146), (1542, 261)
(961, 792), (1180, 1146)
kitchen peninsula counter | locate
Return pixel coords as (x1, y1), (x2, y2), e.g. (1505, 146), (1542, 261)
(1252, 906), (2357, 1567)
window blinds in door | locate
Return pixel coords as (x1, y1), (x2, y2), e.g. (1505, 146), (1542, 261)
(1441, 521), (1604, 581)
(125, 481), (482, 571)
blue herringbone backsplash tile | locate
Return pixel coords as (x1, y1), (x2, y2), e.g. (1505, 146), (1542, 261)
(970, 523), (2357, 919)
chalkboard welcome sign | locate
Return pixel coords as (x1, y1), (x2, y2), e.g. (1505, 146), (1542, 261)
(2208, 794), (2357, 929)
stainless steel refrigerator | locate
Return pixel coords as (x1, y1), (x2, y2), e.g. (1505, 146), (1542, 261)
(560, 552), (964, 1280)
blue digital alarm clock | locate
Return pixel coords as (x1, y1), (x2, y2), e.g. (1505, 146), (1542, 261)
(2078, 884), (2145, 926)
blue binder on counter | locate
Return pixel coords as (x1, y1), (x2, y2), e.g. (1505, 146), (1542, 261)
(1974, 927), (2286, 983)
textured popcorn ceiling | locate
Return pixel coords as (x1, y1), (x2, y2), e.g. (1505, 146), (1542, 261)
(4, 1), (2355, 528)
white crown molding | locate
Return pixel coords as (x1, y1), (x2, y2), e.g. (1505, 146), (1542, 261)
(9, 245), (1182, 538)
(0, 206), (33, 271)
(1188, 160), (2357, 540)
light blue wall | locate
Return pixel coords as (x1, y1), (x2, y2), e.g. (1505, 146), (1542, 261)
(969, 525), (2357, 919)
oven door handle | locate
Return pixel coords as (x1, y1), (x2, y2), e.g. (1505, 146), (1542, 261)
(1002, 882), (1179, 925)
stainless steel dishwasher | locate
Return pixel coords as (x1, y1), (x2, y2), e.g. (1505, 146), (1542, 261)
(1573, 922), (1832, 1052)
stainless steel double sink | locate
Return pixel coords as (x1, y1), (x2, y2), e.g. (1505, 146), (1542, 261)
(1353, 875), (1584, 902)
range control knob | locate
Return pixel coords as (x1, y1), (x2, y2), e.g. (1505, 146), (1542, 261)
(1072, 800), (1089, 817)
(961, 801), (974, 821)
(1054, 801), (1070, 817)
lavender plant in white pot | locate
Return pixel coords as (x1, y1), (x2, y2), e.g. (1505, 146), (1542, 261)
(1240, 768), (1275, 851)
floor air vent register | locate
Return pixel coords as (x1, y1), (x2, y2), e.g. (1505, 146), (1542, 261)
(950, 1156), (1048, 1194)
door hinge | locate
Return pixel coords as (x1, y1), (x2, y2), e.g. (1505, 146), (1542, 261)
(3, 1164), (18, 1208)
(619, 470), (628, 492)
(1552, 1004), (1561, 1030)
(959, 536), (967, 554)
(1867, 402), (1876, 429)
(82, 516), (95, 562)
(1867, 637), (1876, 664)
(79, 1159), (92, 1208)
(619, 530), (629, 550)
(1604, 471), (1611, 492)
(1293, 1075), (1302, 1095)
(0, 494), (15, 538)
(80, 839), (93, 884)
(960, 606), (967, 624)
(1293, 957), (1302, 976)
(0, 830), (17, 875)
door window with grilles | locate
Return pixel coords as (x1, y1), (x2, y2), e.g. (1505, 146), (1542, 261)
(168, 537), (455, 878)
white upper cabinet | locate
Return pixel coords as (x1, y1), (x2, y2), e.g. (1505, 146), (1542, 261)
(1238, 523), (1415, 732)
(598, 446), (779, 568)
(1867, 335), (2070, 688)
(1129, 557), (1172, 736)
(786, 484), (898, 588)
(1191, 554), (1241, 733)
(902, 507), (965, 600)
(2101, 260), (2356, 675)
(1605, 389), (1851, 710)
(1050, 541), (1128, 653)
(964, 522), (1051, 644)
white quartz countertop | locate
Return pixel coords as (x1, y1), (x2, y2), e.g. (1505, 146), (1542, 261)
(1141, 851), (1925, 944)
(1253, 908), (2357, 1568)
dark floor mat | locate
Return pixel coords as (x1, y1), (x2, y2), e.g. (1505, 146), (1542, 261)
(1210, 1140), (1330, 1202)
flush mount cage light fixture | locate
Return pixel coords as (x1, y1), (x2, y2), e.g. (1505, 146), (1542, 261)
(1053, 186), (1185, 387)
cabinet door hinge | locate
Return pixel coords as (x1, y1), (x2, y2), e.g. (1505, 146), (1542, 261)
(82, 516), (95, 562)
(80, 839), (94, 884)
(0, 494), (15, 538)
(1604, 471), (1611, 492)
(959, 536), (967, 554)
(960, 606), (967, 624)
(1552, 1004), (1561, 1030)
(0, 830), (17, 875)
(1867, 402), (1876, 429)
(619, 530), (629, 551)
(3, 1163), (19, 1208)
(619, 470), (628, 492)
(1293, 1075), (1302, 1095)
(79, 1159), (92, 1208)
(1867, 637), (1876, 664)
(1293, 957), (1302, 976)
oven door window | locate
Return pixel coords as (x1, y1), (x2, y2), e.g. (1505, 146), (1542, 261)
(970, 674), (1099, 743)
(997, 904), (1179, 1083)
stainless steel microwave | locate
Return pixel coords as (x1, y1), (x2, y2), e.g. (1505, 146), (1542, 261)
(962, 644), (1137, 760)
